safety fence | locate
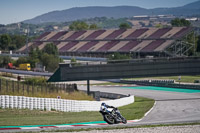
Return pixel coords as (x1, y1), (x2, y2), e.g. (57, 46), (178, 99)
(0, 79), (77, 96)
(0, 95), (134, 112)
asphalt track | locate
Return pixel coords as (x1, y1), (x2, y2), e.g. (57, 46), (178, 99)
(1, 85), (200, 132)
(80, 85), (200, 124)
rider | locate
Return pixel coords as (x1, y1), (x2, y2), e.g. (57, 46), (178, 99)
(100, 102), (126, 124)
(101, 103), (118, 115)
(101, 103), (115, 109)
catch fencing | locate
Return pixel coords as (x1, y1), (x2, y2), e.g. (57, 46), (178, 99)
(0, 79), (77, 96)
(0, 95), (134, 112)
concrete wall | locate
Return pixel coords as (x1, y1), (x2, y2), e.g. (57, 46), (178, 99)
(0, 95), (134, 112)
(48, 57), (200, 82)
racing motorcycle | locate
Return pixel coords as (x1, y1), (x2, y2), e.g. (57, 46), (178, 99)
(99, 103), (127, 124)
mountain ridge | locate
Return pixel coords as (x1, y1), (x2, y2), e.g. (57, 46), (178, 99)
(23, 1), (200, 24)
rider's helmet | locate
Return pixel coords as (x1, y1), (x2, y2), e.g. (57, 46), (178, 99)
(101, 102), (106, 106)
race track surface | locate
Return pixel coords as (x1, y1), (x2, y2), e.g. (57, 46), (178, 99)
(79, 85), (200, 124)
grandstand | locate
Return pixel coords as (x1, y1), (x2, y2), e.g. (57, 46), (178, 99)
(18, 27), (193, 58)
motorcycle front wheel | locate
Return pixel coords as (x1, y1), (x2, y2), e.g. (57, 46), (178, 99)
(121, 117), (127, 124)
(104, 114), (116, 124)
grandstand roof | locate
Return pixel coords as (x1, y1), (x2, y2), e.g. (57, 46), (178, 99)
(18, 27), (192, 54)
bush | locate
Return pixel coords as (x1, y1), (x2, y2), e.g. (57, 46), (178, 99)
(23, 77), (47, 85)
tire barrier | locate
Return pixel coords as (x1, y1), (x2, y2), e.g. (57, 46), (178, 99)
(0, 95), (134, 112)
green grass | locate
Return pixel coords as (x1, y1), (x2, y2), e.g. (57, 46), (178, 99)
(0, 97), (154, 126)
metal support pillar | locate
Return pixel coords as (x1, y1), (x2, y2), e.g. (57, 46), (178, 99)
(87, 79), (90, 95)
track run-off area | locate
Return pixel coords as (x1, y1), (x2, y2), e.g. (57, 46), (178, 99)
(1, 85), (200, 132)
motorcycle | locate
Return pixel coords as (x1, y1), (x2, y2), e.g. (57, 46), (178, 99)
(99, 104), (127, 124)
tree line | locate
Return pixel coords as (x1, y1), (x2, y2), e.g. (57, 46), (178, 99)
(0, 34), (33, 51)
(0, 43), (62, 72)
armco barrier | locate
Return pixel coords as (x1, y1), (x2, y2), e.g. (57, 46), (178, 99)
(0, 95), (134, 112)
(121, 80), (200, 90)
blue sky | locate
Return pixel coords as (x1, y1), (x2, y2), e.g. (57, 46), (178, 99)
(0, 0), (198, 24)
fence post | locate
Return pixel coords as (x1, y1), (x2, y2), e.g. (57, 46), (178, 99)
(49, 84), (52, 94)
(23, 83), (24, 95)
(17, 81), (20, 94)
(56, 84), (58, 93)
(6, 80), (8, 94)
(65, 84), (67, 92)
(12, 80), (14, 93)
(27, 84), (29, 95)
(45, 84), (47, 94)
(32, 83), (34, 96)
(0, 79), (1, 93)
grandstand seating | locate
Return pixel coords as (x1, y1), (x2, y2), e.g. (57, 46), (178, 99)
(85, 30), (106, 40)
(88, 41), (108, 52)
(35, 32), (51, 41)
(69, 42), (88, 52)
(59, 41), (79, 52)
(41, 32), (58, 41)
(77, 41), (99, 52)
(96, 29), (115, 40)
(48, 31), (68, 41)
(119, 41), (140, 52)
(139, 28), (158, 38)
(131, 40), (153, 51)
(66, 31), (86, 40)
(141, 40), (166, 52)
(19, 27), (192, 55)
(149, 28), (172, 38)
(154, 40), (175, 51)
(126, 28), (148, 39)
(108, 41), (129, 52)
(104, 29), (126, 39)
(96, 41), (120, 52)
(161, 27), (182, 38)
(172, 27), (191, 39)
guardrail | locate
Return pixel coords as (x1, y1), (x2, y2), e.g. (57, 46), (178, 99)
(121, 79), (175, 84)
(0, 95), (134, 112)
(121, 79), (200, 90)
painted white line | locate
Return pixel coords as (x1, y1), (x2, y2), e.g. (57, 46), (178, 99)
(144, 101), (157, 117)
(20, 127), (40, 130)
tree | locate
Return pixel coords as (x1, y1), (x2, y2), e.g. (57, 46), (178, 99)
(42, 43), (58, 56)
(0, 34), (11, 50)
(10, 35), (26, 49)
(28, 47), (40, 68)
(16, 57), (29, 66)
(40, 53), (60, 72)
(119, 23), (131, 29)
(0, 56), (12, 67)
(26, 45), (62, 72)
(69, 21), (89, 31)
(89, 24), (98, 30)
(171, 18), (191, 27)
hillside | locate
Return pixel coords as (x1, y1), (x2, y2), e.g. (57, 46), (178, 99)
(23, 1), (200, 24)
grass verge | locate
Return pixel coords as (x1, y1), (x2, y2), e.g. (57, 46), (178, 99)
(0, 97), (154, 126)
